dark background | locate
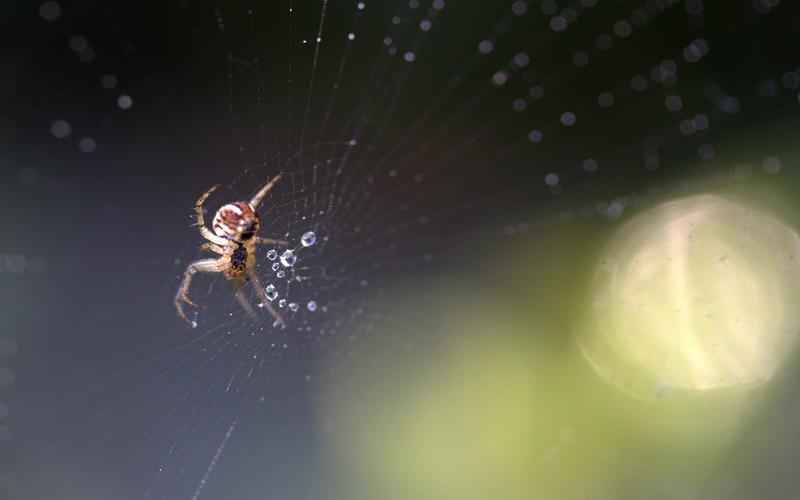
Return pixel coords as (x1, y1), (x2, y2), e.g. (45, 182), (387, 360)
(3, 0), (800, 499)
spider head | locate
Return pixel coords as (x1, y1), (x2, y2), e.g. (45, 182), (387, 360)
(212, 202), (261, 242)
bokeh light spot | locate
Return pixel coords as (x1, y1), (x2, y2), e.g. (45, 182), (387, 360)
(580, 194), (800, 397)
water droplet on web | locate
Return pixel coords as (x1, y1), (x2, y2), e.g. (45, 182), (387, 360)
(545, 173), (560, 187)
(280, 249), (297, 267)
(665, 95), (683, 112)
(277, 270), (285, 278)
(69, 35), (89, 53)
(550, 16), (567, 32)
(278, 299), (287, 308)
(39, 1), (62, 22)
(607, 200), (625, 220)
(301, 231), (317, 247)
(265, 284), (277, 301)
(572, 51), (589, 67)
(698, 143), (716, 160)
(492, 71), (508, 86)
(101, 74), (118, 89)
(50, 120), (71, 139)
(288, 302), (299, 312)
(478, 40), (494, 54)
(78, 137), (97, 153)
(560, 112), (576, 126)
(271, 262), (280, 271)
(631, 75), (648, 92)
(267, 249), (278, 260)
(307, 301), (317, 312)
(117, 94), (133, 110)
(528, 129), (543, 143)
(512, 52), (529, 67)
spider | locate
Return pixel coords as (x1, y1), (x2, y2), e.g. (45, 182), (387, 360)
(175, 173), (288, 328)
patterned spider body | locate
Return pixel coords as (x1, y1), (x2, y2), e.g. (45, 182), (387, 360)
(212, 202), (260, 279)
(228, 244), (250, 277)
(212, 202), (261, 242)
(174, 174), (287, 327)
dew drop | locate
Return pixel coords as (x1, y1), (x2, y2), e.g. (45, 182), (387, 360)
(492, 71), (508, 86)
(607, 200), (625, 219)
(277, 270), (286, 278)
(598, 92), (614, 108)
(280, 249), (297, 267)
(50, 120), (71, 139)
(39, 1), (62, 22)
(265, 285), (278, 301)
(278, 299), (287, 308)
(512, 52), (530, 67)
(267, 249), (278, 260)
(69, 35), (89, 53)
(550, 16), (567, 32)
(101, 74), (118, 89)
(78, 137), (97, 153)
(582, 158), (599, 172)
(307, 301), (318, 312)
(288, 302), (299, 312)
(117, 94), (133, 110)
(271, 262), (280, 271)
(478, 40), (494, 54)
(560, 112), (576, 126)
(301, 231), (317, 247)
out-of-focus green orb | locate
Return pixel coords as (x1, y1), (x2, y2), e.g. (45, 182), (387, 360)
(579, 194), (800, 398)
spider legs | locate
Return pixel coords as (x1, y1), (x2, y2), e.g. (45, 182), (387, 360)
(255, 236), (289, 246)
(175, 258), (223, 325)
(193, 184), (228, 246)
(248, 173), (282, 210)
(230, 272), (285, 328)
(201, 242), (225, 254)
(232, 279), (258, 321)
(247, 269), (286, 328)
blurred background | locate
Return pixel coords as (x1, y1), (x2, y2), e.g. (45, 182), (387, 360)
(4, 0), (800, 498)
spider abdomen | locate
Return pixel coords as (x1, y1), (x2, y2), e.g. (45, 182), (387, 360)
(227, 245), (249, 277)
(213, 202), (261, 241)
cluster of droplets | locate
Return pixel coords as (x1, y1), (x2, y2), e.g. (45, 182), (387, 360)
(274, 298), (301, 312)
(300, 230), (317, 247)
(279, 249), (297, 267)
(262, 231), (320, 320)
(41, 2), (136, 154)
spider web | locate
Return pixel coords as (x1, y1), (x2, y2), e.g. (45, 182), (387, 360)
(29, 0), (800, 499)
